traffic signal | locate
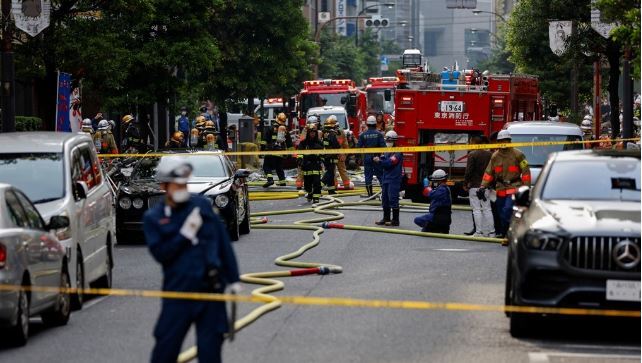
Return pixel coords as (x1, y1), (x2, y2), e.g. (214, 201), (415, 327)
(365, 16), (389, 28)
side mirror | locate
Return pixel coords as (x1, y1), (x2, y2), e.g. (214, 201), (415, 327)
(340, 96), (347, 105)
(48, 215), (70, 230)
(288, 97), (296, 112)
(384, 90), (392, 101)
(513, 186), (531, 207)
(74, 181), (88, 200)
(234, 169), (251, 179)
(347, 94), (358, 117)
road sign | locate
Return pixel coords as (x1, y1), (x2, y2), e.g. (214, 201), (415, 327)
(11, 0), (51, 37)
(380, 56), (389, 66)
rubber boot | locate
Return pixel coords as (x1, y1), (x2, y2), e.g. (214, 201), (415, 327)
(375, 207), (391, 225)
(387, 208), (400, 226)
(262, 177), (274, 188)
(366, 185), (373, 197)
(306, 193), (313, 202)
(276, 179), (287, 187)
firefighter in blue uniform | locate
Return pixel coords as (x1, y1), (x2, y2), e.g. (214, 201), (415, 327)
(358, 115), (386, 197)
(143, 157), (241, 363)
(374, 130), (403, 226)
(414, 169), (452, 234)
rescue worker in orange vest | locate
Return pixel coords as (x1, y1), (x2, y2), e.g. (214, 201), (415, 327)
(479, 130), (531, 240)
(333, 115), (353, 190)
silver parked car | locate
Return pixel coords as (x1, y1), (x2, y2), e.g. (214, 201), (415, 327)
(0, 132), (115, 310)
(0, 184), (71, 346)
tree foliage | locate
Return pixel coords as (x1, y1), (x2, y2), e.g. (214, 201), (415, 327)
(596, 0), (641, 77)
(477, 26), (515, 74)
(318, 29), (383, 83)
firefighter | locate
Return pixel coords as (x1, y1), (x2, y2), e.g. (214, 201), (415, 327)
(358, 115), (386, 197)
(143, 157), (240, 363)
(375, 112), (386, 132)
(480, 130), (531, 239)
(122, 114), (146, 153)
(373, 130), (403, 226)
(81, 118), (94, 136)
(295, 115), (319, 190)
(194, 116), (207, 145)
(580, 118), (595, 148)
(413, 169), (452, 234)
(344, 130), (359, 170)
(262, 112), (292, 188)
(94, 120), (119, 154)
(165, 131), (185, 150)
(297, 122), (324, 203)
(333, 115), (353, 190)
(321, 116), (341, 194)
(199, 121), (218, 148)
(204, 133), (218, 151)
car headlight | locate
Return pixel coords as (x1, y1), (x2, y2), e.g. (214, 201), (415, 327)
(132, 198), (145, 209)
(524, 231), (564, 251)
(214, 194), (229, 208)
(119, 197), (132, 210)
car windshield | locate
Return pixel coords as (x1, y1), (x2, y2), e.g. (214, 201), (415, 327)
(301, 93), (348, 114)
(542, 158), (641, 202)
(132, 155), (228, 181)
(367, 89), (394, 114)
(0, 153), (65, 204)
(512, 134), (583, 167)
(317, 113), (348, 130)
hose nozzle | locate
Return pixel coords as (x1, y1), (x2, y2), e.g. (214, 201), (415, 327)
(318, 266), (343, 275)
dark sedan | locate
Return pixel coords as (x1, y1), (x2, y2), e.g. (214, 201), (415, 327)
(505, 150), (641, 337)
(116, 152), (251, 242)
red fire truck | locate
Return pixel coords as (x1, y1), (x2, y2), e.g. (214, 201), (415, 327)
(394, 52), (541, 201)
(365, 77), (398, 121)
(297, 79), (367, 133)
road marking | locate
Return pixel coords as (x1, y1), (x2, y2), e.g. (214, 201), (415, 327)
(434, 248), (469, 252)
(82, 295), (110, 309)
(529, 352), (641, 363)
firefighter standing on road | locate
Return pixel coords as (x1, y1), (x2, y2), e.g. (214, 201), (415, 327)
(358, 115), (386, 197)
(297, 122), (324, 203)
(143, 158), (240, 363)
(321, 115), (341, 194)
(480, 130), (531, 239)
(262, 112), (292, 188)
(374, 130), (403, 226)
(295, 115), (320, 190)
(94, 120), (119, 154)
(335, 117), (354, 190)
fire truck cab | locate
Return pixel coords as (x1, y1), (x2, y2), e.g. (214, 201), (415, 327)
(394, 52), (541, 201)
(298, 79), (366, 134)
(365, 77), (398, 121)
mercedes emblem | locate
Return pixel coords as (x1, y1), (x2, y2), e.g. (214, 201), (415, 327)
(612, 240), (641, 270)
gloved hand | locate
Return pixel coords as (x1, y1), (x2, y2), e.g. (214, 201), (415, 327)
(372, 156), (380, 163)
(227, 282), (243, 294)
(476, 188), (487, 202)
(180, 207), (203, 245)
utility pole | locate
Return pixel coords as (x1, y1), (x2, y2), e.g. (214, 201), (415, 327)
(593, 60), (601, 138)
(570, 22), (578, 117)
(622, 48), (633, 139)
(2, 0), (15, 133)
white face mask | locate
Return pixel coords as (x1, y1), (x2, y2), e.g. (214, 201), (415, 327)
(386, 142), (394, 148)
(181, 111), (187, 116)
(190, 136), (199, 145)
(171, 189), (190, 204)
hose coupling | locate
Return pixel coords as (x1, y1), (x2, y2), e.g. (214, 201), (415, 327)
(318, 266), (343, 275)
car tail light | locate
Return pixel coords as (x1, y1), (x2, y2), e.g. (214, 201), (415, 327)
(0, 243), (6, 268)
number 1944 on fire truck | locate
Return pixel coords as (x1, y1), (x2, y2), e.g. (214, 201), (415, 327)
(394, 49), (541, 201)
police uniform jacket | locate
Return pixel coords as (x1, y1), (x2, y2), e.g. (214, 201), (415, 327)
(380, 152), (403, 185)
(357, 129), (386, 163)
(425, 184), (452, 224)
(143, 195), (240, 294)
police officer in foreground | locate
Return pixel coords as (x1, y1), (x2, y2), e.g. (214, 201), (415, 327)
(262, 112), (291, 188)
(358, 115), (386, 197)
(480, 130), (531, 240)
(374, 130), (403, 226)
(414, 169), (452, 233)
(143, 157), (241, 363)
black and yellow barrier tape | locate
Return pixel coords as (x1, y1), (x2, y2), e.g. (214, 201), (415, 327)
(0, 284), (637, 318)
(98, 138), (640, 158)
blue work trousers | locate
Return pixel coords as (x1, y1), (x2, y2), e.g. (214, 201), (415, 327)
(381, 183), (400, 209)
(151, 301), (225, 363)
(363, 160), (383, 186)
(495, 196), (514, 236)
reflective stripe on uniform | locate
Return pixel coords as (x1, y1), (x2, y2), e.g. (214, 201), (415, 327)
(494, 166), (503, 173)
(519, 159), (529, 169)
(482, 173), (494, 182)
(508, 165), (519, 173)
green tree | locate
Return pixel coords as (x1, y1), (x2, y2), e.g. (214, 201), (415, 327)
(596, 0), (640, 77)
(477, 27), (515, 74)
(358, 29), (383, 77)
(318, 30), (367, 81)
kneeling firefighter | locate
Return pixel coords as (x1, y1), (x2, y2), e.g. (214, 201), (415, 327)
(414, 169), (452, 233)
(262, 113), (292, 188)
(321, 115), (341, 194)
(297, 122), (324, 203)
(374, 130), (403, 226)
(143, 157), (241, 363)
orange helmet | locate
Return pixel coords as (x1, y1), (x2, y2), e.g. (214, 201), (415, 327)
(206, 133), (216, 143)
(195, 116), (206, 126)
(205, 120), (215, 128)
(122, 114), (135, 124)
(171, 131), (184, 142)
(191, 129), (200, 137)
(277, 112), (287, 123)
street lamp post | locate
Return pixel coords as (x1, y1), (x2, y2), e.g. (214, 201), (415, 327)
(472, 10), (507, 23)
(355, 2), (395, 46)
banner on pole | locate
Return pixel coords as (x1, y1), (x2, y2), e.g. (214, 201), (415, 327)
(591, 0), (615, 39)
(55, 72), (71, 132)
(11, 0), (51, 37)
(335, 0), (347, 36)
(69, 82), (82, 133)
(549, 21), (572, 56)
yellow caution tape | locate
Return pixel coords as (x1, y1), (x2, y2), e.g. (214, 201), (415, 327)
(0, 284), (637, 318)
(98, 138), (640, 158)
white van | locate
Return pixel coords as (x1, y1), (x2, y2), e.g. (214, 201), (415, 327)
(307, 106), (349, 130)
(502, 121), (584, 181)
(0, 132), (116, 310)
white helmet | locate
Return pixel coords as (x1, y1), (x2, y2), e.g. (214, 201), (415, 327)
(497, 129), (511, 140)
(307, 115), (318, 124)
(580, 119), (592, 130)
(366, 115), (377, 126)
(583, 114), (592, 121)
(155, 157), (193, 184)
(429, 169), (448, 181)
(384, 130), (398, 142)
(82, 118), (92, 128)
(97, 119), (110, 131)
(108, 120), (116, 130)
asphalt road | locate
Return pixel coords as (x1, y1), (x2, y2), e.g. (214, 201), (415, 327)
(0, 194), (639, 363)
